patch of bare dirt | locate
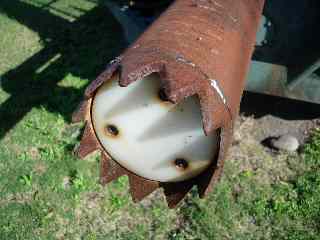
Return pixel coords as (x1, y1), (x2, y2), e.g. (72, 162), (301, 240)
(231, 91), (320, 180)
(29, 147), (40, 160)
(33, 162), (47, 175)
(0, 191), (36, 205)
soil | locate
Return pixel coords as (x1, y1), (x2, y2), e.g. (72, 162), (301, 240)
(225, 91), (320, 184)
(240, 91), (320, 144)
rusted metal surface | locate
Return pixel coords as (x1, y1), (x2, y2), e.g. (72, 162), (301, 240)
(74, 0), (265, 207)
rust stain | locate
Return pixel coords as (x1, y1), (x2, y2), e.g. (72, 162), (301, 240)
(156, 88), (175, 107)
(105, 124), (120, 138)
(174, 158), (189, 171)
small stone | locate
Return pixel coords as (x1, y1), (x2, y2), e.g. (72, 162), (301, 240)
(62, 176), (71, 189)
(271, 135), (299, 152)
(233, 129), (241, 142)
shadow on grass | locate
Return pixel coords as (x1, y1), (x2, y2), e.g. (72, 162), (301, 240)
(0, 0), (319, 142)
(0, 0), (126, 139)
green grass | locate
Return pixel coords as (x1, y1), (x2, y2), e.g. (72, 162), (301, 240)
(0, 1), (320, 239)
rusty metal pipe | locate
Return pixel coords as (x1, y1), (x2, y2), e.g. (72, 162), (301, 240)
(73, 0), (265, 207)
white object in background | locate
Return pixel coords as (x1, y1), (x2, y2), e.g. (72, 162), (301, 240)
(92, 73), (219, 182)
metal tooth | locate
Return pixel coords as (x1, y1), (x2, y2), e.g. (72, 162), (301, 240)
(76, 121), (100, 159)
(162, 181), (194, 208)
(72, 99), (91, 123)
(100, 152), (127, 185)
(128, 174), (159, 202)
(85, 57), (122, 99)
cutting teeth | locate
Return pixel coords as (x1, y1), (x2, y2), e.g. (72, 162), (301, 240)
(128, 174), (159, 202)
(100, 151), (163, 204)
(100, 152), (127, 185)
(75, 122), (100, 159)
(162, 181), (194, 208)
(72, 99), (91, 123)
(73, 71), (222, 208)
(72, 98), (101, 159)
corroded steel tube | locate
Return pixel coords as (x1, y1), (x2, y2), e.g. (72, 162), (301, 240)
(74, 0), (265, 207)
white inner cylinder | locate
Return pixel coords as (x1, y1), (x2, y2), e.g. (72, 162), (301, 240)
(92, 73), (219, 182)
